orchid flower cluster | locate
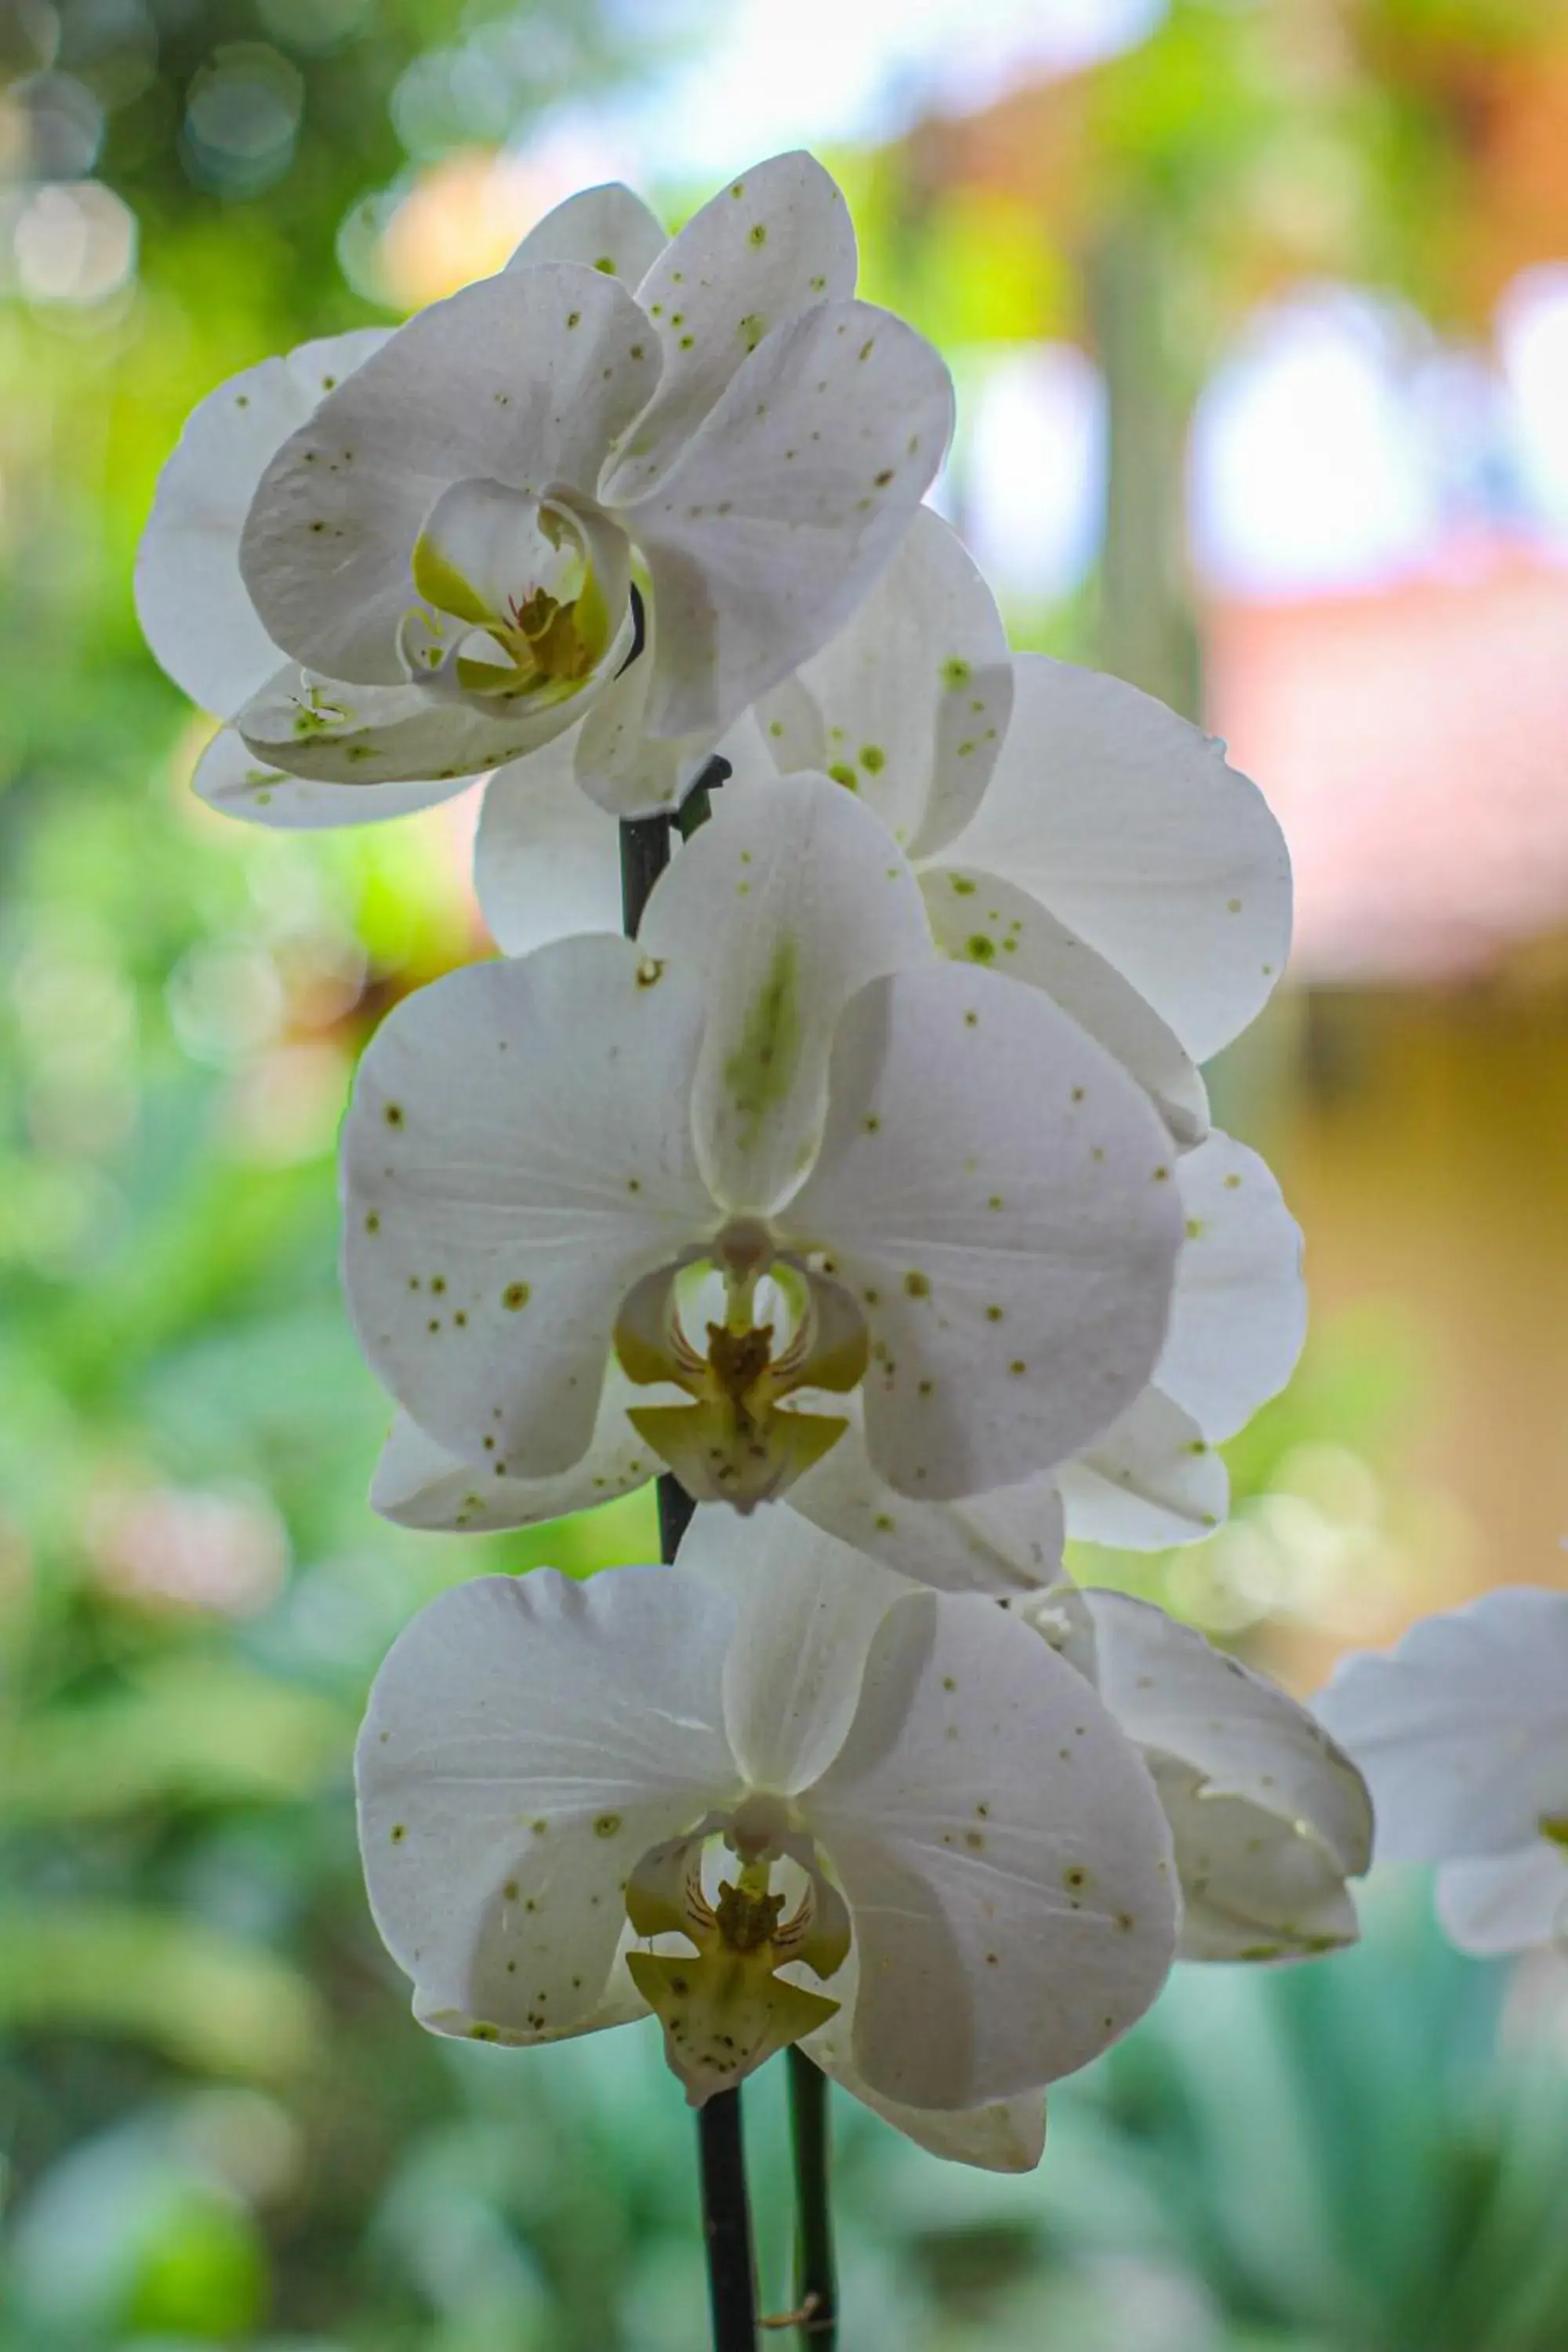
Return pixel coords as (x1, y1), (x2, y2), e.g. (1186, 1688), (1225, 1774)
(137, 152), (1373, 2180)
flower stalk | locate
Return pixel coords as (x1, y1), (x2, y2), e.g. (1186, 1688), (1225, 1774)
(622, 767), (758, 2350)
(787, 2048), (837, 2347)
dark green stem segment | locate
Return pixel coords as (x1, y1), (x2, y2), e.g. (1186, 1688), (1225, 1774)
(699, 2086), (760, 2352)
(787, 2048), (838, 2347)
(619, 756), (756, 2352)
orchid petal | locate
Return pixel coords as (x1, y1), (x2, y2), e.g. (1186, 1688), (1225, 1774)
(506, 182), (667, 284)
(136, 329), (391, 717)
(1142, 1751), (1363, 1962)
(1435, 1846), (1568, 1956)
(1083, 1591), (1372, 1879)
(193, 721), (470, 830)
(920, 865), (1210, 1146)
(356, 1569), (739, 2040)
(369, 1374), (659, 1533)
(472, 731), (624, 955)
(1054, 1388), (1229, 1549)
(943, 656), (1292, 1063)
(1158, 1134), (1305, 1440)
(615, 151), (857, 497)
(786, 964), (1183, 1498)
(241, 266), (658, 684)
(234, 640), (626, 786)
(806, 1585), (1177, 2107)
(612, 301), (953, 739)
(802, 1961), (1046, 2172)
(673, 1508), (905, 1794)
(1316, 1588), (1568, 1863)
(757, 506), (1011, 858)
(788, 1413), (1066, 1596)
(340, 935), (714, 1474)
(639, 775), (933, 1213)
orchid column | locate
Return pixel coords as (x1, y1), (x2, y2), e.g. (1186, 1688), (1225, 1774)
(134, 143), (1372, 2352)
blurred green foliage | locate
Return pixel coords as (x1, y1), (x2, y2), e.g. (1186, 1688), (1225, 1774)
(4, 1), (1568, 2346)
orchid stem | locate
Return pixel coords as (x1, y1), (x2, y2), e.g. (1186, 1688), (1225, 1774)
(787, 2049), (837, 2347)
(619, 760), (756, 2352)
(699, 2085), (761, 2351)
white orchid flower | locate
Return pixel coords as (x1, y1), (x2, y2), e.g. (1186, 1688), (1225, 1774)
(1011, 1584), (1371, 1961)
(355, 1511), (1179, 2151)
(134, 326), (477, 829)
(1316, 1588), (1568, 1955)
(341, 775), (1183, 1512)
(369, 1116), (1300, 1563)
(477, 506), (1291, 1131)
(220, 154), (950, 803)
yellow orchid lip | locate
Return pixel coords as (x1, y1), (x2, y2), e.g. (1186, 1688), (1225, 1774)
(401, 483), (619, 706)
(613, 1247), (869, 1508)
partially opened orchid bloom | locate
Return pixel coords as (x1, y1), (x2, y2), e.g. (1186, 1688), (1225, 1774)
(368, 1116), (1301, 1566)
(477, 506), (1291, 1134)
(356, 1512), (1178, 2150)
(1014, 1584), (1371, 1961)
(341, 775), (1183, 1512)
(218, 154), (949, 800)
(1316, 1588), (1568, 1955)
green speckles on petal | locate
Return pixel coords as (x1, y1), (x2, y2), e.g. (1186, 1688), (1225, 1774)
(859, 744), (885, 773)
(967, 935), (996, 964)
(942, 657), (971, 688)
(723, 934), (802, 1131)
(748, 222), (768, 247)
(903, 1270), (931, 1300)
(594, 1813), (622, 1838)
(593, 253), (616, 273)
(827, 763), (858, 790)
(502, 1281), (531, 1311)
(948, 874), (976, 896)
(738, 312), (767, 350)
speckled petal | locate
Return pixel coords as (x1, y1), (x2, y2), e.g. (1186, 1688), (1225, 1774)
(1158, 1133), (1305, 1441)
(610, 150), (857, 501)
(472, 729), (624, 955)
(340, 935), (716, 1475)
(241, 266), (659, 684)
(1054, 1387), (1229, 1550)
(1316, 1588), (1568, 1863)
(757, 506), (1011, 859)
(136, 328), (390, 716)
(942, 656), (1292, 1063)
(506, 182), (668, 283)
(1084, 1590), (1372, 1880)
(1140, 1751), (1363, 1962)
(787, 1411), (1066, 1595)
(368, 1371), (659, 1532)
(805, 1586), (1178, 2108)
(357, 1568), (740, 2041)
(194, 717), (471, 831)
(612, 300), (953, 740)
(784, 964), (1184, 1499)
(920, 864), (1210, 1147)
(638, 774), (934, 1214)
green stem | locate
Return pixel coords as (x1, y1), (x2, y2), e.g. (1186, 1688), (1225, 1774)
(788, 2047), (837, 2347)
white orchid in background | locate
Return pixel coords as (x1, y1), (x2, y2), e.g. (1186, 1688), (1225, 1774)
(356, 1511), (1179, 2166)
(370, 1118), (1303, 1565)
(226, 155), (947, 802)
(1015, 1583), (1371, 1961)
(1317, 1588), (1568, 1955)
(341, 776), (1183, 1512)
(477, 506), (1291, 1142)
